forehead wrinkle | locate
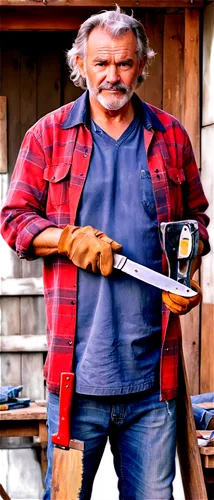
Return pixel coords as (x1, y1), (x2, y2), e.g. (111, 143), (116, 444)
(89, 48), (138, 62)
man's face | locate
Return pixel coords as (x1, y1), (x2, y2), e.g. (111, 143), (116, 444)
(77, 27), (145, 111)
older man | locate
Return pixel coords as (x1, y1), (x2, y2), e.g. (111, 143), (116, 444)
(0, 6), (210, 500)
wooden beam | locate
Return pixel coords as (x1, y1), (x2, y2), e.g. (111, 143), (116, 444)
(0, 335), (47, 352)
(0, 0), (204, 8)
(0, 8), (90, 30)
(1, 277), (44, 295)
(0, 97), (7, 173)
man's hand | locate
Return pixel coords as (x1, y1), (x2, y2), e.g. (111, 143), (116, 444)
(162, 279), (202, 315)
(162, 240), (204, 315)
(58, 225), (122, 276)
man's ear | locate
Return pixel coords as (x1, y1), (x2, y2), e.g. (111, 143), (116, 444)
(76, 56), (86, 77)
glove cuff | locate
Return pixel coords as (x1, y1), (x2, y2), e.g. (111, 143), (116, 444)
(58, 225), (78, 255)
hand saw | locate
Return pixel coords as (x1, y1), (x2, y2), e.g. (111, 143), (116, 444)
(113, 220), (199, 298)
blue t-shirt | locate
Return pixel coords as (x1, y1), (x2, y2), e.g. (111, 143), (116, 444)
(75, 116), (162, 395)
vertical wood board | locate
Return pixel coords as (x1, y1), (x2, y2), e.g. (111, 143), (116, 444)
(200, 124), (214, 393)
(201, 124), (214, 304)
(181, 9), (201, 395)
(163, 13), (184, 122)
(184, 9), (200, 165)
(0, 96), (8, 173)
(202, 2), (214, 127)
(62, 32), (84, 105)
(0, 34), (22, 179)
(37, 33), (61, 119)
(137, 12), (164, 109)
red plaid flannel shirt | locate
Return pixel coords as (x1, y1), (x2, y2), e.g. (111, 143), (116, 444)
(1, 91), (210, 400)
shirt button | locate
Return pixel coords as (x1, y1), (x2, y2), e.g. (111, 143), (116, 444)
(156, 174), (160, 179)
(154, 168), (159, 173)
(68, 341), (73, 346)
(79, 173), (83, 176)
(71, 300), (76, 305)
(51, 176), (55, 181)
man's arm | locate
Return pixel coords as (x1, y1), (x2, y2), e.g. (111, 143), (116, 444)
(32, 228), (63, 257)
(0, 131), (58, 260)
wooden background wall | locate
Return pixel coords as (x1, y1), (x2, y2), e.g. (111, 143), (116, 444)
(201, 2), (214, 395)
(0, 7), (206, 404)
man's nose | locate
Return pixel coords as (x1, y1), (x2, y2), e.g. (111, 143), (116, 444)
(106, 64), (120, 84)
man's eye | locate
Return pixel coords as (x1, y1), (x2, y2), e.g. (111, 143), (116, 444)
(119, 62), (131, 67)
(95, 62), (106, 67)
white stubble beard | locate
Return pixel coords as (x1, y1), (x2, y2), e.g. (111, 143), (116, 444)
(85, 73), (139, 111)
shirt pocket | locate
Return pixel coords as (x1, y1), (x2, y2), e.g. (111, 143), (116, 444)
(140, 169), (156, 219)
(43, 163), (71, 206)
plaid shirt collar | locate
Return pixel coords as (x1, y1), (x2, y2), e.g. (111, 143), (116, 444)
(62, 90), (165, 133)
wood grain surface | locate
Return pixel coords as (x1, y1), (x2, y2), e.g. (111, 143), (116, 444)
(0, 96), (7, 173)
(0, 0), (204, 7)
(202, 2), (214, 127)
(51, 447), (83, 500)
(0, 402), (47, 421)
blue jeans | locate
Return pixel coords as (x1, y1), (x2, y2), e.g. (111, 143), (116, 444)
(43, 390), (177, 500)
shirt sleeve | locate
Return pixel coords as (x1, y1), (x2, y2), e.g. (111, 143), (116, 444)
(0, 131), (57, 260)
(182, 132), (210, 256)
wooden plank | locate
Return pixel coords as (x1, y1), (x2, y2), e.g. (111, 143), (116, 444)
(183, 8), (200, 165)
(0, 169), (8, 203)
(0, 33), (21, 178)
(1, 277), (44, 295)
(1, 335), (47, 352)
(62, 33), (84, 105)
(202, 454), (214, 468)
(163, 12), (184, 121)
(180, 306), (200, 395)
(21, 353), (45, 399)
(0, 0), (204, 7)
(136, 12), (164, 109)
(20, 297), (46, 336)
(0, 354), (22, 386)
(200, 447), (214, 456)
(200, 122), (213, 394)
(0, 96), (7, 173)
(20, 33), (37, 145)
(0, 426), (39, 439)
(177, 347), (208, 500)
(37, 33), (61, 120)
(202, 2), (214, 127)
(39, 421), (48, 443)
(0, 403), (47, 421)
(179, 9), (201, 395)
(0, 33), (22, 277)
(0, 8), (91, 30)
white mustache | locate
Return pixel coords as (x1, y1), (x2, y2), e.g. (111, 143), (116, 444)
(97, 82), (130, 93)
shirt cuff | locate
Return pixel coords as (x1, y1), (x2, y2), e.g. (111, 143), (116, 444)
(16, 216), (57, 260)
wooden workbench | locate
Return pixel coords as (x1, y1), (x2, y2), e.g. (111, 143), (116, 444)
(0, 401), (48, 486)
(0, 401), (47, 440)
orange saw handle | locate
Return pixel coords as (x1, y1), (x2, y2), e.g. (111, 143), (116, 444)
(52, 372), (75, 448)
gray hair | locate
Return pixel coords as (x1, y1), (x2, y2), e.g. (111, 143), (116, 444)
(66, 5), (155, 89)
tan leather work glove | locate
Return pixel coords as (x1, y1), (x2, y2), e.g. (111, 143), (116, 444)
(162, 240), (204, 315)
(58, 225), (122, 276)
